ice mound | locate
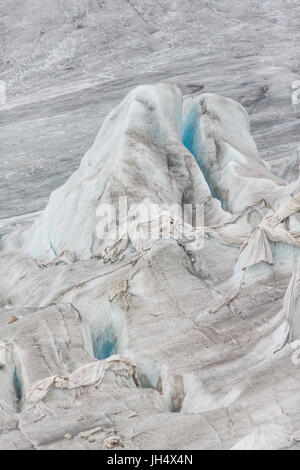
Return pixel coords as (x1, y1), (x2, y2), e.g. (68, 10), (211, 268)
(21, 84), (218, 262)
(11, 84), (296, 266)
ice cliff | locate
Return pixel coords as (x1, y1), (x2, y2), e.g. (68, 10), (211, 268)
(0, 84), (300, 450)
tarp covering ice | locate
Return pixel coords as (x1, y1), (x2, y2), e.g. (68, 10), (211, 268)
(26, 355), (140, 405)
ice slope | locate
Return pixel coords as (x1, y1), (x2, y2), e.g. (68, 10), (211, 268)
(0, 85), (300, 450)
(17, 84), (229, 262)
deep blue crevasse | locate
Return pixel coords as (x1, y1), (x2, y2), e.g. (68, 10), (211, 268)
(93, 327), (117, 360)
(13, 367), (22, 401)
(181, 104), (225, 207)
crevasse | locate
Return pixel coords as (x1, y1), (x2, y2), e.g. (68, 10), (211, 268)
(13, 367), (22, 402)
(181, 104), (225, 207)
(93, 326), (117, 360)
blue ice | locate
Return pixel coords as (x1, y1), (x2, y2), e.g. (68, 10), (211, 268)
(93, 327), (117, 360)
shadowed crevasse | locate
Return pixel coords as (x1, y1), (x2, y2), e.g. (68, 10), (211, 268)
(93, 326), (117, 360)
(181, 104), (225, 208)
(13, 366), (22, 402)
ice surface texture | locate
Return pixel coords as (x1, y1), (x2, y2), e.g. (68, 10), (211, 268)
(0, 85), (300, 450)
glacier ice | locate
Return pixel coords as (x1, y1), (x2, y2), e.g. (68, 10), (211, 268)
(0, 84), (300, 450)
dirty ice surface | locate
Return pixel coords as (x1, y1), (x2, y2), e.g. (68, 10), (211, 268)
(1, 0), (300, 451)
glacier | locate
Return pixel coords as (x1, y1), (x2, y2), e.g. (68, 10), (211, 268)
(0, 84), (300, 450)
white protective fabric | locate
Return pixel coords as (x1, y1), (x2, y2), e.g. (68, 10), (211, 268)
(210, 193), (300, 312)
(239, 193), (300, 270)
(279, 258), (300, 342)
(26, 355), (140, 405)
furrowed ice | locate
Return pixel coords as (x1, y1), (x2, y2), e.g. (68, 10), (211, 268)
(0, 84), (299, 450)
